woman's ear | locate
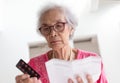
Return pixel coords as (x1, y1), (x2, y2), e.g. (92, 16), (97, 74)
(69, 27), (74, 39)
(70, 27), (74, 35)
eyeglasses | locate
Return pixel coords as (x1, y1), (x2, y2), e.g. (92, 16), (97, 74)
(39, 22), (67, 36)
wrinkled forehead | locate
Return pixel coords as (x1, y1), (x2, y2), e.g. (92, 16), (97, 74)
(40, 8), (66, 25)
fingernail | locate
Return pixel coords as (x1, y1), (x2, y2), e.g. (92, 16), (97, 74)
(86, 74), (91, 79)
(76, 76), (82, 81)
(68, 78), (73, 83)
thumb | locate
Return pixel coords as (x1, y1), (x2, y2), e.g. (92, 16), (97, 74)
(38, 79), (42, 83)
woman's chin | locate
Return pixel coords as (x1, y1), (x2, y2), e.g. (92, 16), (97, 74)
(50, 44), (63, 50)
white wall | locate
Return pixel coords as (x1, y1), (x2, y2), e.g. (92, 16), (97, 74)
(75, 2), (120, 83)
(98, 3), (120, 82)
(0, 0), (120, 83)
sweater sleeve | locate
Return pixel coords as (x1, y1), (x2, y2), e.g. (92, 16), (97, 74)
(28, 58), (36, 69)
(96, 62), (108, 83)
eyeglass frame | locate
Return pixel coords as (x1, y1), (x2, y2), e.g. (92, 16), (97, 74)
(39, 21), (68, 36)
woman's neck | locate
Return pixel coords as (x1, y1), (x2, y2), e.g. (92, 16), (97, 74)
(52, 45), (74, 61)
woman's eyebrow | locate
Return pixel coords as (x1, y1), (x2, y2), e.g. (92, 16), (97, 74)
(41, 19), (66, 26)
(41, 24), (48, 26)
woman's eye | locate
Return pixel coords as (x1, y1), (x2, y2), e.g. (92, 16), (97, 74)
(43, 27), (49, 31)
(56, 24), (63, 28)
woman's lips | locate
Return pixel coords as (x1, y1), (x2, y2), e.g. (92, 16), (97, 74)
(50, 40), (61, 44)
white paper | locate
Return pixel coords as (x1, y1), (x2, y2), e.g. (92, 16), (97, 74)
(45, 56), (101, 83)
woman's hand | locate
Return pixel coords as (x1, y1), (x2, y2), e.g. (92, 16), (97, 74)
(15, 74), (41, 83)
(68, 74), (93, 83)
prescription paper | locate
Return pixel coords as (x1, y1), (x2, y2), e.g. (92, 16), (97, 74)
(45, 56), (101, 83)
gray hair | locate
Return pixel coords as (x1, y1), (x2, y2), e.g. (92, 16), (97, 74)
(37, 3), (78, 39)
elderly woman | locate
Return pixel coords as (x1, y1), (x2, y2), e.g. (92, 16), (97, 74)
(15, 4), (108, 83)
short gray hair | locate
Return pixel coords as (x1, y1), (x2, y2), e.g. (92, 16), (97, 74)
(37, 3), (78, 39)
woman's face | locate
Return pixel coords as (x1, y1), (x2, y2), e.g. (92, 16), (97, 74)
(40, 9), (73, 50)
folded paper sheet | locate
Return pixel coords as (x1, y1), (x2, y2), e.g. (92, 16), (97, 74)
(45, 56), (101, 83)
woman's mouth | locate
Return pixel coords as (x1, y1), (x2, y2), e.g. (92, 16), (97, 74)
(50, 40), (61, 44)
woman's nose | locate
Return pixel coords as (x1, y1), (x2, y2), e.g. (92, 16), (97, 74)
(49, 28), (57, 37)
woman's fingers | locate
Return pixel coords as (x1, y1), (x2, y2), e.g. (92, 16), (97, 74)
(68, 74), (93, 83)
(68, 78), (74, 83)
(15, 74), (30, 83)
(16, 74), (41, 83)
(68, 76), (84, 83)
(22, 77), (37, 83)
(23, 77), (42, 83)
(86, 74), (93, 83)
(38, 79), (42, 83)
(76, 75), (83, 83)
